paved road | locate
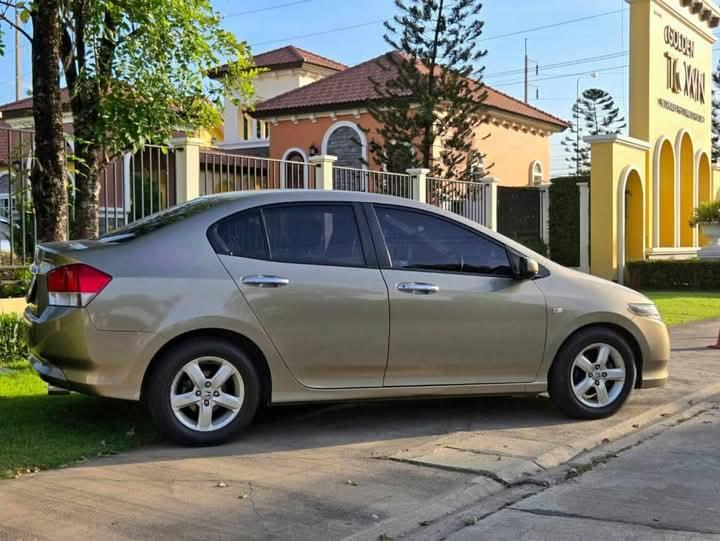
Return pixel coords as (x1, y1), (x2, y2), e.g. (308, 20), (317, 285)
(448, 405), (720, 540)
(1, 320), (719, 540)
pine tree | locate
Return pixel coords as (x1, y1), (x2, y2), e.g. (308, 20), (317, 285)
(562, 88), (626, 177)
(367, 0), (488, 179)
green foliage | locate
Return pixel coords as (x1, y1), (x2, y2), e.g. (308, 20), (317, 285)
(690, 200), (720, 226)
(562, 88), (625, 176)
(59, 0), (258, 156)
(0, 313), (28, 364)
(549, 176), (585, 267)
(520, 237), (549, 257)
(367, 0), (488, 178)
(0, 267), (31, 298)
(627, 260), (720, 290)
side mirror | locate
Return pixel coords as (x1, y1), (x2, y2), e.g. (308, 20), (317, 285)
(514, 256), (540, 281)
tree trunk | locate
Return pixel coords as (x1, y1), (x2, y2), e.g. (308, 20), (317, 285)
(30, 0), (68, 243)
(69, 97), (101, 240)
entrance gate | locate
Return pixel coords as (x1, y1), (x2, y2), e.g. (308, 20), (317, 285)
(497, 186), (543, 245)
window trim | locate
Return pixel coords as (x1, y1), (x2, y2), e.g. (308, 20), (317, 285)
(208, 201), (378, 270)
(321, 120), (368, 168)
(366, 203), (516, 278)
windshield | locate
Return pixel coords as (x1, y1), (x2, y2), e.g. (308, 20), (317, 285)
(100, 197), (227, 243)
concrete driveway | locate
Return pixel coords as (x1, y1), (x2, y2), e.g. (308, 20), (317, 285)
(1, 320), (719, 541)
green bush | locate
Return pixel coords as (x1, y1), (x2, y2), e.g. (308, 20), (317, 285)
(549, 175), (587, 267)
(0, 313), (28, 365)
(690, 200), (720, 226)
(627, 260), (720, 290)
(0, 267), (31, 299)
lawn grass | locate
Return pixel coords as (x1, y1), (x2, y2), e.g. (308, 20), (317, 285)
(644, 291), (720, 326)
(0, 361), (158, 480)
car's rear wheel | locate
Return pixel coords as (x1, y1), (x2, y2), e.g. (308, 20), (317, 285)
(146, 338), (261, 445)
(549, 328), (637, 419)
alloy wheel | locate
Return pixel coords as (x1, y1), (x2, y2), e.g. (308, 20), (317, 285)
(570, 343), (627, 408)
(170, 356), (245, 432)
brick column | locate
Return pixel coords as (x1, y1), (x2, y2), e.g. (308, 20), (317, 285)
(309, 155), (338, 190)
(406, 168), (430, 203)
(171, 136), (203, 203)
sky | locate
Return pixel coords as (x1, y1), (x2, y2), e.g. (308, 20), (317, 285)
(0, 0), (672, 177)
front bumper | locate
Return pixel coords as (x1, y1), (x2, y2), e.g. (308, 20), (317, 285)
(633, 316), (671, 389)
(25, 305), (156, 401)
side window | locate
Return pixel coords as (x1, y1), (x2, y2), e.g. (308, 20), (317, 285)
(263, 205), (366, 267)
(375, 206), (512, 276)
(209, 208), (269, 259)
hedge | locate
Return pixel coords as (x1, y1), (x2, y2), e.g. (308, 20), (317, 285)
(0, 313), (28, 365)
(549, 175), (587, 267)
(0, 267), (31, 299)
(627, 260), (720, 290)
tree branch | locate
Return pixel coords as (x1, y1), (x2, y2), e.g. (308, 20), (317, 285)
(0, 12), (33, 43)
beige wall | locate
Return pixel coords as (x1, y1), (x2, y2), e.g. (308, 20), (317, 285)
(476, 120), (553, 186)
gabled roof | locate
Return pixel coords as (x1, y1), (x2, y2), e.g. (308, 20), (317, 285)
(254, 52), (569, 130)
(253, 45), (347, 72)
(0, 88), (71, 119)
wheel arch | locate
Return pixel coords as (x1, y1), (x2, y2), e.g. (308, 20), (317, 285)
(549, 323), (644, 390)
(140, 328), (273, 406)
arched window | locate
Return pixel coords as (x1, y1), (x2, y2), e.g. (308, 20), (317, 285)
(529, 160), (544, 186)
(321, 121), (367, 168)
(281, 147), (309, 189)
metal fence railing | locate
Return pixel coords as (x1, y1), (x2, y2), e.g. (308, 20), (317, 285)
(199, 150), (317, 195)
(427, 177), (487, 226)
(0, 127), (176, 263)
(333, 167), (414, 199)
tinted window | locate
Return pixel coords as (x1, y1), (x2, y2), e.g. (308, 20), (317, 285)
(375, 206), (512, 275)
(263, 205), (365, 266)
(209, 208), (269, 259)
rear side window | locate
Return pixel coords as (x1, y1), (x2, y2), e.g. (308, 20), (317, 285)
(209, 208), (269, 259)
(263, 205), (365, 266)
(375, 205), (512, 276)
(209, 204), (366, 267)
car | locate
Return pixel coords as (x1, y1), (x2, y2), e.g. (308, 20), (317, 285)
(25, 190), (670, 445)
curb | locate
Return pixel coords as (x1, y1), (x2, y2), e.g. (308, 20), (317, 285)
(343, 382), (720, 541)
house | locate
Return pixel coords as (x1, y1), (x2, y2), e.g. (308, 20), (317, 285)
(249, 52), (569, 186)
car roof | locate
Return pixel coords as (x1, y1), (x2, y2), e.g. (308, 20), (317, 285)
(201, 189), (429, 208)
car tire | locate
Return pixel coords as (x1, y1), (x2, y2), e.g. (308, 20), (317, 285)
(146, 337), (261, 446)
(549, 327), (637, 420)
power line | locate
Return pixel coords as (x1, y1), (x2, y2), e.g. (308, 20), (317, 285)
(479, 9), (624, 42)
(485, 51), (628, 80)
(225, 0), (313, 18)
(494, 64), (630, 88)
(250, 20), (384, 47)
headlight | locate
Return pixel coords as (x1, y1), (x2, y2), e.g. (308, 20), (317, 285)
(628, 303), (661, 320)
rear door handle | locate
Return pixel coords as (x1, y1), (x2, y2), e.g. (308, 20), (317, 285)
(396, 282), (439, 295)
(241, 275), (290, 288)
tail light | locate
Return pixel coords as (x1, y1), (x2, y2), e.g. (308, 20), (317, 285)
(47, 264), (112, 307)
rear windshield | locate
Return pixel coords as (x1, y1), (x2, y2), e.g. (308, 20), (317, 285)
(100, 197), (227, 243)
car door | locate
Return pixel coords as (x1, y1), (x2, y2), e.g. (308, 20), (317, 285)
(212, 202), (389, 389)
(369, 204), (547, 386)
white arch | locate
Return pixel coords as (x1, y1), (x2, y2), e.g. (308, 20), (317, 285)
(529, 160), (543, 186)
(321, 120), (368, 167)
(280, 147), (309, 189)
(694, 149), (710, 248)
(652, 135), (672, 248)
(618, 165), (645, 285)
(674, 129), (693, 247)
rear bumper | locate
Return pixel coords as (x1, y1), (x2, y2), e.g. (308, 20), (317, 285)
(25, 305), (156, 401)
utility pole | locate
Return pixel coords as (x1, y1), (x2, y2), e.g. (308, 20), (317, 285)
(524, 39), (528, 103)
(15, 5), (22, 101)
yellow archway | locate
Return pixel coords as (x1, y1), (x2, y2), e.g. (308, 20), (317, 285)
(618, 166), (645, 284)
(655, 138), (675, 248)
(677, 131), (695, 247)
(697, 151), (712, 247)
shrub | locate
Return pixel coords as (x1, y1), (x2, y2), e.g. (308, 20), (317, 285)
(627, 260), (720, 290)
(0, 267), (31, 299)
(690, 200), (720, 226)
(549, 175), (587, 267)
(0, 313), (28, 364)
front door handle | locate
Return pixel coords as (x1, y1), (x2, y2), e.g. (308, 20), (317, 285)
(396, 282), (439, 295)
(242, 275), (290, 288)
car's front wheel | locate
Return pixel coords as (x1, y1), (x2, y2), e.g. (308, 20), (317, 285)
(549, 328), (637, 419)
(146, 338), (261, 445)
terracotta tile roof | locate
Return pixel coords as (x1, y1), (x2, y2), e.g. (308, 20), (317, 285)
(0, 88), (71, 117)
(255, 53), (569, 130)
(253, 45), (346, 72)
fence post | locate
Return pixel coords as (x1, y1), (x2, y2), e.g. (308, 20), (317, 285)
(309, 155), (337, 190)
(577, 181), (590, 273)
(537, 182), (552, 247)
(406, 168), (429, 203)
(171, 136), (203, 203)
(482, 176), (498, 231)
